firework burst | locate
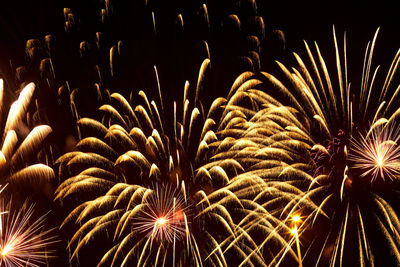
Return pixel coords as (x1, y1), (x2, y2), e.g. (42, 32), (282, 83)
(54, 57), (299, 266)
(349, 122), (400, 181)
(246, 27), (400, 265)
(51, 1), (296, 265)
(132, 185), (188, 243)
(0, 197), (58, 267)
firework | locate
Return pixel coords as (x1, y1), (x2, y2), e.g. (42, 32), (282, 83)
(1, 0), (289, 265)
(132, 185), (188, 244)
(0, 0), (275, 164)
(349, 122), (400, 181)
(0, 79), (55, 200)
(54, 57), (301, 266)
(242, 27), (400, 265)
(60, 0), (272, 116)
(0, 77), (58, 264)
(52, 1), (294, 265)
(0, 197), (58, 267)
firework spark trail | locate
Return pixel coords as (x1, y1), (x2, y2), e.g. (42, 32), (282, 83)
(238, 27), (400, 266)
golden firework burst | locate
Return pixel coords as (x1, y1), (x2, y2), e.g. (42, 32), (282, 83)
(55, 59), (298, 266)
(243, 27), (400, 266)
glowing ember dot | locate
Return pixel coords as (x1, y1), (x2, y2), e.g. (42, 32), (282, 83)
(156, 217), (167, 226)
(290, 228), (298, 235)
(292, 215), (301, 223)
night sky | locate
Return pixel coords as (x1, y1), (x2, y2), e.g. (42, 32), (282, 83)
(1, 1), (400, 89)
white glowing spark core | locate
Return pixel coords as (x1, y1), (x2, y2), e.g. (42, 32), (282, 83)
(292, 215), (301, 223)
(290, 228), (298, 235)
(156, 217), (167, 226)
(134, 185), (187, 244)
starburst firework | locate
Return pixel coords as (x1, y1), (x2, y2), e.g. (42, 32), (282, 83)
(133, 185), (188, 243)
(349, 123), (400, 181)
(0, 197), (57, 267)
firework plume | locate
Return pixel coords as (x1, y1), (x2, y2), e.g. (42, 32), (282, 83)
(238, 27), (400, 266)
(0, 79), (55, 201)
(0, 77), (58, 264)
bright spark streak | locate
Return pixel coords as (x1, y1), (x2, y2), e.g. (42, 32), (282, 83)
(377, 157), (384, 167)
(1, 244), (11, 256)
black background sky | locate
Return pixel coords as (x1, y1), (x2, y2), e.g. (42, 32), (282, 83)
(1, 0), (400, 81)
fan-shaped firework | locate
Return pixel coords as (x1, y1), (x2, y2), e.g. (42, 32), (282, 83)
(0, 78), (55, 200)
(0, 191), (58, 267)
(54, 59), (300, 266)
(240, 27), (400, 265)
